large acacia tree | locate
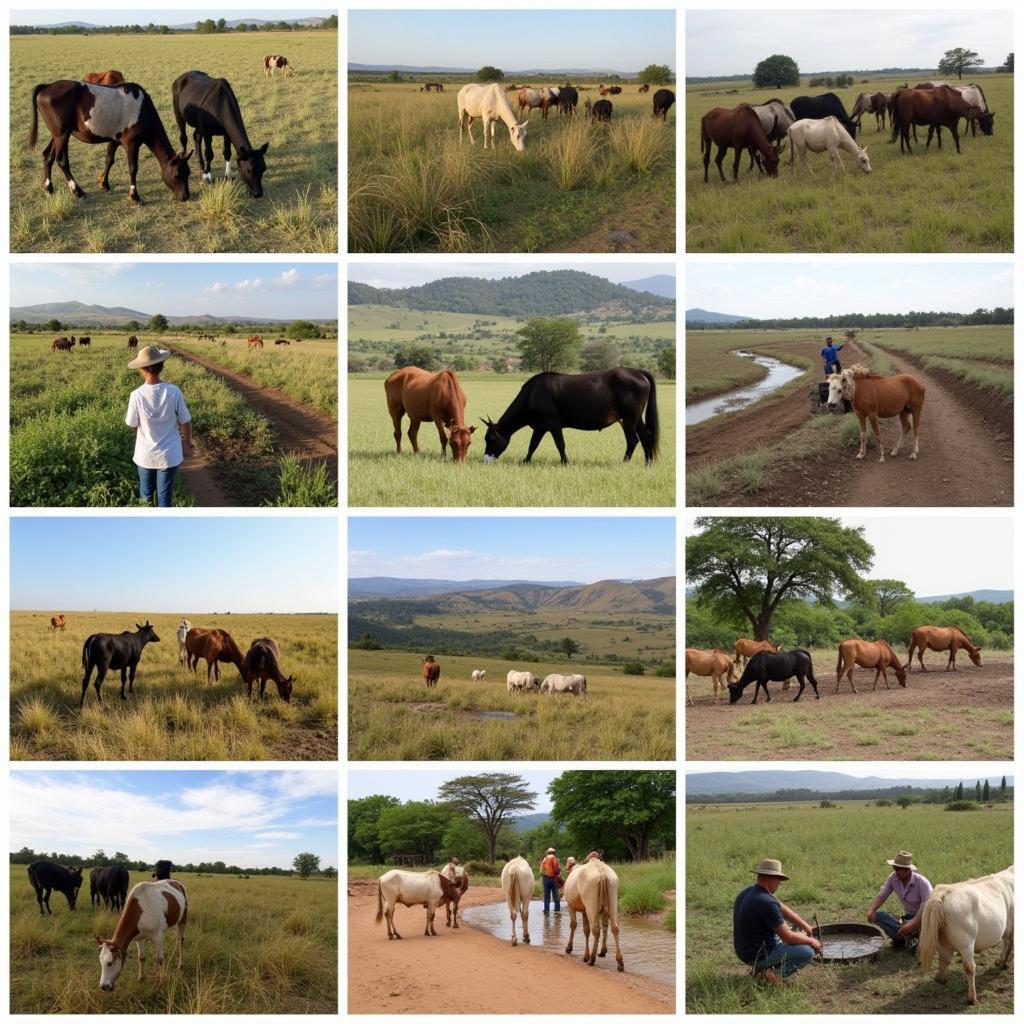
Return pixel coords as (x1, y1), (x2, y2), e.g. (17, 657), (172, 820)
(439, 774), (536, 865)
(686, 517), (873, 640)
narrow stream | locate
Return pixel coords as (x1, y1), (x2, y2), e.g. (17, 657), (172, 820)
(462, 898), (675, 987)
(687, 350), (805, 425)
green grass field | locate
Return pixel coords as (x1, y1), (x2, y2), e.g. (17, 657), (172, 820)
(10, 31), (337, 253)
(349, 82), (675, 252)
(348, 372), (675, 506)
(348, 649), (674, 761)
(686, 75), (1013, 252)
(686, 800), (1013, 1013)
(10, 611), (337, 761)
(10, 867), (337, 1013)
(876, 327), (1013, 397)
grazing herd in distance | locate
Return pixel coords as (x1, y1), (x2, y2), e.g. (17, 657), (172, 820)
(686, 625), (984, 706)
(420, 659), (590, 697)
(43, 332), (298, 355)
(700, 81), (995, 182)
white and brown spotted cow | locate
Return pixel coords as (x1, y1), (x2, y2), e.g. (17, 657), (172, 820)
(263, 55), (294, 77)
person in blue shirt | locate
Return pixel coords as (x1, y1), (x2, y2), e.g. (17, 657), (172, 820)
(821, 336), (844, 376)
(733, 858), (821, 984)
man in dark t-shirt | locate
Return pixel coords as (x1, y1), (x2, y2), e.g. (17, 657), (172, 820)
(733, 858), (821, 983)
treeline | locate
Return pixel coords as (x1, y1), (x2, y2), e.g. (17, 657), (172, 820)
(12, 16), (337, 35)
(12, 319), (334, 338)
(687, 307), (1014, 330)
(687, 779), (1013, 805)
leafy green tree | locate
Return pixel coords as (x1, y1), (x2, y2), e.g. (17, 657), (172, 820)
(439, 774), (537, 865)
(937, 47), (984, 79)
(46, 318), (62, 332)
(753, 54), (800, 89)
(1002, 52), (1013, 72)
(579, 339), (621, 372)
(975, 780), (982, 802)
(440, 815), (489, 861)
(348, 794), (400, 863)
(125, 320), (140, 332)
(477, 65), (504, 82)
(394, 344), (438, 370)
(517, 317), (583, 372)
(293, 852), (320, 878)
(558, 637), (581, 659)
(388, 70), (401, 83)
(862, 578), (914, 617)
(147, 313), (168, 333)
(956, 782), (964, 800)
(686, 517), (873, 640)
(896, 796), (912, 810)
(520, 820), (570, 862)
(287, 320), (321, 340)
(377, 801), (451, 862)
(638, 63), (672, 85)
(656, 346), (676, 379)
(322, 865), (337, 878)
(983, 780), (991, 802)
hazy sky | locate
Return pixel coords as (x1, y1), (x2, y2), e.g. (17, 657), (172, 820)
(349, 10), (675, 71)
(11, 9), (331, 26)
(349, 768), (560, 811)
(11, 770), (337, 870)
(350, 516), (675, 582)
(686, 762), (1012, 782)
(686, 262), (1012, 319)
(349, 262), (675, 291)
(684, 516), (1013, 597)
(11, 263), (338, 320)
(686, 10), (1013, 78)
(11, 518), (337, 612)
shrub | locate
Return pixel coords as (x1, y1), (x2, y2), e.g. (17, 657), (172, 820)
(622, 662), (646, 675)
(945, 800), (981, 812)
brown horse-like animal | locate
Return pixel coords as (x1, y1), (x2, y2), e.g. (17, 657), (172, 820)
(700, 105), (780, 182)
(247, 335), (264, 351)
(685, 648), (735, 705)
(84, 70), (126, 86)
(891, 86), (981, 154)
(50, 614), (67, 631)
(733, 638), (778, 668)
(185, 627), (245, 682)
(423, 656), (441, 687)
(907, 626), (982, 672)
(835, 638), (907, 692)
(127, 335), (138, 352)
(826, 364), (925, 462)
(385, 366), (475, 462)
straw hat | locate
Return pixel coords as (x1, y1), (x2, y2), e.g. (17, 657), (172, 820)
(128, 344), (172, 369)
(752, 858), (790, 880)
(886, 851), (917, 871)
(545, 847), (556, 855)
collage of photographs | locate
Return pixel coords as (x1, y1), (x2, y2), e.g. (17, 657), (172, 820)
(1, 3), (1017, 1022)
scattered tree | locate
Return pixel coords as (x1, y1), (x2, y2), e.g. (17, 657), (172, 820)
(147, 313), (168, 333)
(862, 579), (914, 617)
(438, 774), (537, 865)
(387, 70), (401, 83)
(477, 66), (504, 82)
(1001, 52), (1014, 73)
(516, 317), (583, 372)
(293, 852), (320, 878)
(46, 318), (62, 332)
(983, 780), (991, 801)
(896, 796), (912, 810)
(753, 54), (800, 89)
(287, 319), (321, 340)
(558, 637), (581, 659)
(656, 346), (676, 379)
(937, 47), (984, 80)
(638, 63), (672, 85)
(579, 339), (621, 372)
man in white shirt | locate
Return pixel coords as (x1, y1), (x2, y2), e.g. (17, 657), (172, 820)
(125, 344), (193, 507)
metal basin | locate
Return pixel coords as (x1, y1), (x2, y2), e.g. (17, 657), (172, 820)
(816, 922), (886, 962)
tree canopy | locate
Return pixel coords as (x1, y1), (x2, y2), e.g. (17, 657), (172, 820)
(937, 47), (984, 79)
(477, 66), (504, 82)
(292, 852), (320, 878)
(147, 313), (168, 333)
(516, 317), (583, 373)
(638, 63), (672, 85)
(439, 773), (537, 864)
(753, 54), (800, 89)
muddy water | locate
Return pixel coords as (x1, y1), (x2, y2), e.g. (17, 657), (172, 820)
(462, 899), (675, 987)
(686, 350), (805, 425)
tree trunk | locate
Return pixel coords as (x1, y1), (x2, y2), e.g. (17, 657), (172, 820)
(486, 830), (498, 866)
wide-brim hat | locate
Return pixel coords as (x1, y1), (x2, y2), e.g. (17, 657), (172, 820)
(545, 848), (556, 854)
(887, 851), (917, 871)
(752, 858), (790, 880)
(128, 344), (172, 369)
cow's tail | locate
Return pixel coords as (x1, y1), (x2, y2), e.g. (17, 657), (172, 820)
(700, 119), (709, 156)
(835, 647), (843, 678)
(81, 638), (90, 670)
(919, 889), (946, 974)
(375, 881), (384, 924)
(797, 648), (817, 685)
(641, 370), (660, 459)
(598, 871), (609, 919)
(889, 99), (903, 145)
(28, 84), (46, 148)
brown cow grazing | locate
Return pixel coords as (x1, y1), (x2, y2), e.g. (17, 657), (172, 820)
(423, 655), (441, 687)
(825, 364), (925, 462)
(50, 614), (67, 631)
(84, 70), (125, 86)
(127, 335), (138, 352)
(701, 104), (778, 181)
(241, 637), (293, 703)
(185, 627), (244, 683)
(263, 55), (294, 77)
(385, 366), (475, 462)
(638, 83), (650, 94)
(51, 337), (73, 352)
(835, 638), (907, 693)
(685, 648), (735, 705)
(907, 626), (982, 673)
(891, 85), (981, 154)
(247, 335), (264, 351)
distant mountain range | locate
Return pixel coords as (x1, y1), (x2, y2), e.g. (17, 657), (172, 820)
(349, 62), (646, 77)
(34, 17), (327, 29)
(685, 307), (749, 325)
(918, 589), (1012, 604)
(512, 812), (552, 833)
(622, 275), (676, 300)
(687, 770), (1012, 797)
(11, 301), (332, 327)
(349, 577), (583, 599)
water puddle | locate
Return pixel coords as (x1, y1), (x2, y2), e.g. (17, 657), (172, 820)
(462, 898), (675, 987)
(687, 350), (805, 425)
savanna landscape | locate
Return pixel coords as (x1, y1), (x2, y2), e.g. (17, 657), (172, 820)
(10, 18), (338, 253)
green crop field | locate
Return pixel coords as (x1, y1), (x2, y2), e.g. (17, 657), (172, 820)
(348, 648), (675, 761)
(348, 82), (675, 253)
(348, 372), (675, 506)
(686, 75), (1013, 252)
(10, 611), (337, 761)
(686, 800), (1013, 1013)
(10, 31), (337, 253)
(10, 867), (337, 1013)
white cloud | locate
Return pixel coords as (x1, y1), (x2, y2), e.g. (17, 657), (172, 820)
(271, 269), (300, 288)
(236, 278), (263, 291)
(253, 831), (302, 840)
(203, 281), (229, 294)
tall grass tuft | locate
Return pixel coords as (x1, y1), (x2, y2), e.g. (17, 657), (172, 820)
(274, 457), (337, 507)
(195, 180), (245, 229)
(609, 117), (666, 175)
(546, 121), (593, 190)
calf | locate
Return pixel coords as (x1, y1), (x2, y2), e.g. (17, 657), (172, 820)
(80, 622), (160, 707)
(28, 861), (82, 915)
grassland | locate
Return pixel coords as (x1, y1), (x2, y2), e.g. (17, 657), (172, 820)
(10, 31), (337, 253)
(349, 83), (675, 253)
(686, 74), (1013, 252)
(348, 649), (674, 761)
(10, 867), (337, 1013)
(10, 611), (337, 761)
(686, 800), (1013, 1013)
(348, 372), (675, 506)
(877, 328), (1013, 398)
(685, 328), (815, 401)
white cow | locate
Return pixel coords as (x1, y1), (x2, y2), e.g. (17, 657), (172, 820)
(500, 855), (534, 946)
(95, 880), (188, 991)
(440, 862), (469, 928)
(540, 673), (588, 697)
(787, 116), (871, 174)
(920, 866), (1013, 1005)
(376, 869), (457, 939)
(471, 669), (486, 682)
(563, 857), (623, 970)
(176, 619), (192, 666)
(506, 670), (538, 694)
(458, 83), (528, 151)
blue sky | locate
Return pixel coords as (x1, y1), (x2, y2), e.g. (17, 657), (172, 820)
(11, 770), (337, 870)
(687, 262), (1013, 320)
(11, 263), (338, 320)
(687, 10), (1013, 78)
(349, 262), (674, 290)
(349, 10), (675, 72)
(349, 516), (675, 582)
(11, 10), (332, 27)
(349, 769), (559, 812)
(11, 518), (337, 612)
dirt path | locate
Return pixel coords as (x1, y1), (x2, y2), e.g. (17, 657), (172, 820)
(177, 444), (232, 507)
(347, 878), (674, 1014)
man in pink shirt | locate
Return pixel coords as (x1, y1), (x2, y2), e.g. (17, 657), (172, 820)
(867, 850), (933, 949)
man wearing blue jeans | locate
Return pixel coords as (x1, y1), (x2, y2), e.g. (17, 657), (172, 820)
(733, 858), (821, 984)
(540, 848), (561, 912)
(867, 850), (932, 949)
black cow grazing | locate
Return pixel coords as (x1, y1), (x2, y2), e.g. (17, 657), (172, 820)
(608, 85), (622, 96)
(29, 80), (192, 202)
(482, 367), (659, 466)
(172, 71), (269, 199)
(728, 650), (820, 705)
(78, 335), (91, 350)
(28, 861), (82, 915)
(653, 88), (675, 121)
(588, 98), (613, 123)
(557, 85), (579, 117)
(790, 92), (858, 139)
(274, 338), (290, 345)
(153, 860), (173, 880)
(80, 621), (160, 707)
(90, 864), (129, 910)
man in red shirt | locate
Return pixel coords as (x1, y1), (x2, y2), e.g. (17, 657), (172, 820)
(540, 847), (562, 912)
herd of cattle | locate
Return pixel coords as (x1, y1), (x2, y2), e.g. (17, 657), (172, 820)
(421, 658), (589, 696)
(44, 332), (296, 355)
(700, 81), (995, 182)
(686, 625), (984, 705)
(71, 616), (294, 708)
(29, 56), (292, 204)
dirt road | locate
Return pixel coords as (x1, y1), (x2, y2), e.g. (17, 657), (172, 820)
(347, 878), (674, 1014)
